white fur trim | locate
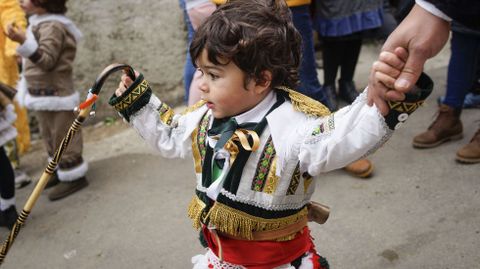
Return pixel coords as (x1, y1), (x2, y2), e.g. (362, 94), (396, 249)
(0, 127), (17, 147)
(16, 75), (27, 107)
(0, 197), (16, 211)
(16, 33), (39, 58)
(28, 14), (83, 42)
(57, 161), (88, 182)
(0, 105), (17, 129)
(25, 91), (79, 111)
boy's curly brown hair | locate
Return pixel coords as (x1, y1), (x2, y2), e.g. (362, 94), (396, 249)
(32, 0), (67, 14)
(190, 0), (302, 89)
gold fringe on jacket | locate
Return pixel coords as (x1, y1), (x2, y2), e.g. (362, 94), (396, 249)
(187, 195), (207, 229)
(206, 202), (308, 240)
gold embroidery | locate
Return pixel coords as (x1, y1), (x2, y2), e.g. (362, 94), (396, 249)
(276, 86), (331, 117)
(206, 202), (308, 240)
(159, 103), (174, 125)
(114, 79), (149, 111)
(287, 164), (301, 195)
(191, 128), (202, 173)
(263, 157), (279, 194)
(387, 100), (425, 113)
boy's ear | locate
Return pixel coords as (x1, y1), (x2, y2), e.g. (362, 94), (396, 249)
(254, 70), (272, 94)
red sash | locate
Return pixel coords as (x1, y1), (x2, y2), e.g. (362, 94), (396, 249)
(202, 226), (313, 269)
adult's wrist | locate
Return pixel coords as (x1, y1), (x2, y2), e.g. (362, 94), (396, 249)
(415, 0), (452, 22)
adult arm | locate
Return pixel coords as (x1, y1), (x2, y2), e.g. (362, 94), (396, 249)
(367, 3), (450, 115)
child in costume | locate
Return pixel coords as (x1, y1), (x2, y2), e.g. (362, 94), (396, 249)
(0, 84), (19, 229)
(7, 0), (88, 201)
(0, 0), (32, 189)
(111, 1), (432, 267)
(183, 0), (374, 178)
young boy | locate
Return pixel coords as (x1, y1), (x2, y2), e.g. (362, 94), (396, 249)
(7, 0), (88, 201)
(111, 1), (432, 268)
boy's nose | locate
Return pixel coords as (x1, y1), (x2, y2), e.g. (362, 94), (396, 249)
(198, 77), (208, 93)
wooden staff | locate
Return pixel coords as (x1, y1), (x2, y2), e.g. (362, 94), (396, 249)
(0, 64), (135, 266)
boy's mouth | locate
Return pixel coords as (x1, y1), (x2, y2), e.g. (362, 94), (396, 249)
(206, 102), (214, 109)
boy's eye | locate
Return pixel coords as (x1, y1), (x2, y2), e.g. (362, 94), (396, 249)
(208, 73), (219, 80)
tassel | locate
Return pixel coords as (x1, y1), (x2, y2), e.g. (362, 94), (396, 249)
(187, 196), (206, 229)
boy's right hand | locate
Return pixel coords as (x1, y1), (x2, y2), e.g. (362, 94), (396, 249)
(115, 70), (139, 97)
(6, 22), (26, 44)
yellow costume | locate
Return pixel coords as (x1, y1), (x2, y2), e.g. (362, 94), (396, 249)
(0, 0), (30, 163)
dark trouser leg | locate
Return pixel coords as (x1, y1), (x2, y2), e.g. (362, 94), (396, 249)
(0, 146), (14, 200)
(443, 30), (480, 110)
(290, 5), (328, 105)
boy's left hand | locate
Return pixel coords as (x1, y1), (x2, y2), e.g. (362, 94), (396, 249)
(115, 70), (140, 97)
(367, 47), (408, 115)
(6, 22), (26, 44)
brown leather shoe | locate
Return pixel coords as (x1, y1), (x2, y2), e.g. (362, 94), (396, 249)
(456, 128), (480, 163)
(412, 104), (463, 148)
(48, 177), (88, 201)
(344, 159), (374, 178)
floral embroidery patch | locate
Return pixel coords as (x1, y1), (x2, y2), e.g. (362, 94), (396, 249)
(251, 137), (276, 192)
(197, 114), (210, 165)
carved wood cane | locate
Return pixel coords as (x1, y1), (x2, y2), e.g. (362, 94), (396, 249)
(0, 63), (135, 266)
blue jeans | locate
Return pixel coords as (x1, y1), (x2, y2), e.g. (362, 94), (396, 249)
(290, 5), (327, 105)
(179, 0), (197, 104)
(443, 30), (480, 109)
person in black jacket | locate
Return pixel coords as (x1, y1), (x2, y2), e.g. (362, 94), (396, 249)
(367, 0), (480, 164)
(367, 0), (480, 114)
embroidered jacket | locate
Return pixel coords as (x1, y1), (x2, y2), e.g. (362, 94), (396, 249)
(110, 73), (433, 240)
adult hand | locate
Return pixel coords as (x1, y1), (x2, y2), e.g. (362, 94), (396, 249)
(367, 4), (450, 115)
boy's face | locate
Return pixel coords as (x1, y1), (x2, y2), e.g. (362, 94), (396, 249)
(196, 49), (271, 119)
(19, 0), (46, 15)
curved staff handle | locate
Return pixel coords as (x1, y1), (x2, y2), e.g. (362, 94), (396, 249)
(0, 63), (135, 266)
(90, 63), (136, 95)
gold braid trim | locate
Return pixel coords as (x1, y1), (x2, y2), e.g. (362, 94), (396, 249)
(182, 99), (207, 115)
(158, 103), (174, 125)
(207, 202), (308, 241)
(276, 86), (331, 117)
(187, 196), (206, 229)
(191, 127), (202, 173)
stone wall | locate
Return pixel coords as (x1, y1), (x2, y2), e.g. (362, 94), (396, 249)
(67, 0), (186, 122)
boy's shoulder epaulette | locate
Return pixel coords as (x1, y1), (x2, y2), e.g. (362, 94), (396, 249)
(276, 86), (331, 117)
